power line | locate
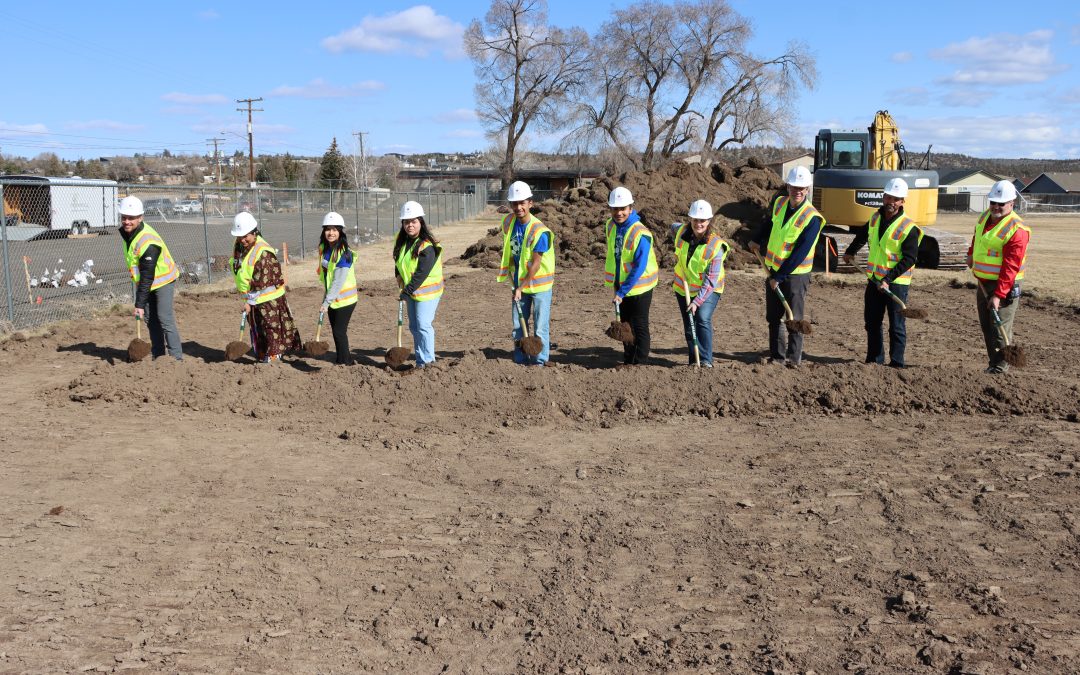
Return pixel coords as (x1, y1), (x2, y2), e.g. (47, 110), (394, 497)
(207, 137), (226, 185)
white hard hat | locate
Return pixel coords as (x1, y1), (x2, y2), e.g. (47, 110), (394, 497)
(506, 181), (533, 202)
(608, 186), (634, 208)
(231, 211), (258, 237)
(118, 196), (143, 216)
(785, 166), (813, 188)
(688, 199), (713, 220)
(322, 211), (345, 228)
(883, 178), (909, 199)
(400, 201), (425, 220)
(988, 180), (1018, 203)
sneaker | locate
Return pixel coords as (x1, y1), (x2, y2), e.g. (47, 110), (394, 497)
(984, 365), (1006, 374)
(702, 363), (714, 368)
(767, 357), (785, 365)
(785, 361), (801, 370)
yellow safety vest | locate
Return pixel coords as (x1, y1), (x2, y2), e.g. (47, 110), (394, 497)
(231, 236), (286, 305)
(123, 223), (179, 291)
(972, 211), (1029, 282)
(496, 213), (555, 293)
(765, 197), (825, 275)
(396, 239), (444, 301)
(317, 244), (358, 309)
(865, 212), (923, 286)
(604, 218), (658, 297)
(672, 224), (729, 296)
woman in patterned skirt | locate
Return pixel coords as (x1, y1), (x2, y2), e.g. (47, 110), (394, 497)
(230, 212), (302, 362)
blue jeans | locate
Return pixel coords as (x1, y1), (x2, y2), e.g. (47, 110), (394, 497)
(864, 281), (908, 366)
(512, 289), (551, 365)
(407, 296), (440, 366)
(676, 292), (719, 366)
(146, 281), (182, 360)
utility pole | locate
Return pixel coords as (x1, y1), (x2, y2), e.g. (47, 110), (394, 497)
(352, 131), (369, 189)
(236, 97), (263, 187)
(207, 137), (225, 186)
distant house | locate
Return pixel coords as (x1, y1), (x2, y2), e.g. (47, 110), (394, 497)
(1022, 172), (1080, 194)
(938, 169), (1005, 212)
(769, 152), (813, 178)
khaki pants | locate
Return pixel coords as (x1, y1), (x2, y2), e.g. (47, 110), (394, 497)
(976, 281), (1019, 371)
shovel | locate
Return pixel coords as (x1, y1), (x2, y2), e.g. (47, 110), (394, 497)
(225, 310), (251, 361)
(680, 276), (700, 367)
(991, 308), (1027, 368)
(880, 286), (928, 319)
(127, 315), (151, 362)
(754, 250), (811, 335)
(304, 310), (330, 357)
(385, 299), (411, 368)
(514, 299), (544, 358)
(605, 301), (634, 344)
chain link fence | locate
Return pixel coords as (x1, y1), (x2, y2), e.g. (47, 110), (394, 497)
(0, 177), (488, 334)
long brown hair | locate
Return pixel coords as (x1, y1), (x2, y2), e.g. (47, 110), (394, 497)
(393, 216), (441, 259)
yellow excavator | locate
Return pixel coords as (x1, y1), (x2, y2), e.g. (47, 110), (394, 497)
(812, 111), (967, 269)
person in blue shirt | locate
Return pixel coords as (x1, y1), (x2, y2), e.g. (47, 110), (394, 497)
(497, 181), (555, 365)
(604, 186), (659, 365)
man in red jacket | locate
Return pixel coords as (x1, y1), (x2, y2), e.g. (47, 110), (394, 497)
(967, 180), (1030, 374)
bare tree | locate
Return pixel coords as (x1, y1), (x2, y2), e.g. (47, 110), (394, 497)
(465, 0), (589, 189)
(564, 0), (815, 170)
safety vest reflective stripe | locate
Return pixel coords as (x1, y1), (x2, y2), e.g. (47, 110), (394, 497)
(246, 284), (281, 302)
(496, 213), (555, 293)
(123, 223), (180, 291)
(765, 197), (823, 275)
(972, 211), (1029, 282)
(865, 213), (920, 285)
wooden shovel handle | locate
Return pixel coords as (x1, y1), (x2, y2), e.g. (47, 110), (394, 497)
(396, 300), (404, 348)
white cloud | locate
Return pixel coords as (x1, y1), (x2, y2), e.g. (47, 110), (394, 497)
(433, 108), (477, 123)
(1060, 86), (1080, 104)
(931, 30), (1066, 85)
(0, 121), (49, 135)
(198, 9), (219, 20)
(322, 5), (465, 58)
(886, 86), (930, 104)
(901, 113), (1080, 158)
(64, 120), (144, 132)
(1072, 24), (1080, 46)
(891, 51), (913, 64)
(940, 87), (995, 108)
(269, 78), (385, 99)
(161, 92), (229, 105)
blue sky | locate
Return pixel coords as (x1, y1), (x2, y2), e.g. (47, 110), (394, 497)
(1, 1), (1077, 162)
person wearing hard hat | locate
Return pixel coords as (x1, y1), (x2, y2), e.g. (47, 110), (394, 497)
(842, 178), (923, 368)
(967, 179), (1030, 374)
(118, 196), (182, 358)
(230, 212), (301, 363)
(497, 181), (555, 365)
(394, 201), (444, 368)
(748, 165), (825, 368)
(318, 212), (358, 365)
(604, 186), (659, 365)
(118, 196), (183, 360)
(672, 200), (730, 367)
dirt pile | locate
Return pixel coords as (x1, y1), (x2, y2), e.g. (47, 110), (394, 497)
(462, 159), (782, 271)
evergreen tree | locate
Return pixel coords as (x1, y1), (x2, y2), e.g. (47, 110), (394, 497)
(317, 138), (350, 189)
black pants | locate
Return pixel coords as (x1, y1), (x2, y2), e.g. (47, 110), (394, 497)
(764, 274), (809, 364)
(864, 281), (908, 366)
(619, 289), (652, 364)
(327, 303), (355, 365)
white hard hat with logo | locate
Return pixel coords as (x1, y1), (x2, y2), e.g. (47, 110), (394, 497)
(988, 180), (1018, 203)
(400, 201), (425, 220)
(118, 196), (144, 216)
(608, 186), (634, 208)
(688, 199), (713, 220)
(883, 178), (909, 199)
(231, 211), (258, 237)
(506, 181), (533, 202)
(785, 166), (813, 188)
(322, 211), (345, 228)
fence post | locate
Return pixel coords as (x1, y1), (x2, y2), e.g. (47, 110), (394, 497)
(299, 189), (306, 260)
(1, 182), (15, 325)
(200, 188), (212, 285)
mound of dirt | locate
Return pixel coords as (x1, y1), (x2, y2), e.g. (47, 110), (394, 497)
(462, 160), (782, 272)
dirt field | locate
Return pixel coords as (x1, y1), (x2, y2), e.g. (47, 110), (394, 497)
(2, 212), (1079, 674)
